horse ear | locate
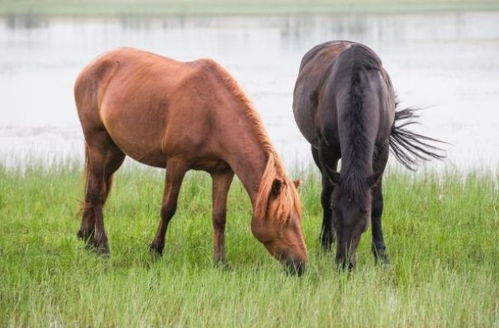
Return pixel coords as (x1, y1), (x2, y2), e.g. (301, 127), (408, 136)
(323, 164), (340, 185)
(366, 171), (383, 188)
(271, 178), (283, 196)
(293, 180), (302, 189)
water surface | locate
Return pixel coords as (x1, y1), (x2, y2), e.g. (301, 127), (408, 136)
(1, 12), (499, 169)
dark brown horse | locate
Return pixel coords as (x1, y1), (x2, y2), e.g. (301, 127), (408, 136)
(75, 48), (307, 274)
(293, 41), (444, 269)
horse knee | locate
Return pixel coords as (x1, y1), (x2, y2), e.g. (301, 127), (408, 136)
(321, 190), (332, 207)
(372, 203), (382, 219)
(372, 194), (383, 218)
(212, 210), (226, 228)
(161, 204), (177, 220)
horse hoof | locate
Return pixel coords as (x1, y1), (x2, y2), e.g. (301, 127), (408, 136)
(375, 253), (390, 266)
(95, 245), (110, 256)
(78, 229), (101, 255)
(379, 256), (390, 266)
(88, 240), (109, 256)
(214, 259), (232, 271)
(77, 229), (94, 241)
(149, 243), (164, 256)
(83, 241), (109, 257)
(84, 236), (109, 256)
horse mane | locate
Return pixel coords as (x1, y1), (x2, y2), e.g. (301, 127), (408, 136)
(209, 60), (301, 223)
(337, 45), (383, 201)
(254, 154), (302, 223)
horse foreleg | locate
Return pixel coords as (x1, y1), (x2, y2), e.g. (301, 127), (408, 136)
(210, 170), (234, 265)
(150, 159), (187, 256)
(312, 146), (338, 251)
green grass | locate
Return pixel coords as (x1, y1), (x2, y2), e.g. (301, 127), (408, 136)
(0, 161), (498, 327)
(1, 0), (499, 16)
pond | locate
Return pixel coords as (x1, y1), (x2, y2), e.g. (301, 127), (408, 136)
(1, 11), (499, 170)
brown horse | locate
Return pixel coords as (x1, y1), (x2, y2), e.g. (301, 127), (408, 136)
(293, 41), (444, 269)
(74, 48), (307, 274)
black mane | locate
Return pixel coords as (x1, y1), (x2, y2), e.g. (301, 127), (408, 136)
(337, 45), (382, 201)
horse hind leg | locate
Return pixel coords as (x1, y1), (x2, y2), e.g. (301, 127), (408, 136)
(78, 133), (125, 255)
(371, 146), (389, 264)
(371, 181), (389, 264)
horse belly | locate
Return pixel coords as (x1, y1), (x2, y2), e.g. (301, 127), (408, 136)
(293, 84), (320, 146)
(100, 103), (168, 168)
(293, 106), (317, 146)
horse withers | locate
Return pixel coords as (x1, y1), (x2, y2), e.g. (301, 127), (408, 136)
(75, 48), (307, 275)
(293, 41), (444, 269)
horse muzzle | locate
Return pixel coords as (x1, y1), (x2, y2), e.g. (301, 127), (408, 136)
(283, 258), (306, 276)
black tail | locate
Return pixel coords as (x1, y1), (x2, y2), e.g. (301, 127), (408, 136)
(389, 107), (446, 170)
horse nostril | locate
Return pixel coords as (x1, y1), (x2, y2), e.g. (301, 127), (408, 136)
(285, 260), (305, 276)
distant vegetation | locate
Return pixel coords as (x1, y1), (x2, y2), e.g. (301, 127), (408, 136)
(1, 0), (499, 16)
(0, 162), (497, 326)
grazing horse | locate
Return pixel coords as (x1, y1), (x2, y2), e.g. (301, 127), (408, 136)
(75, 48), (307, 274)
(293, 41), (444, 269)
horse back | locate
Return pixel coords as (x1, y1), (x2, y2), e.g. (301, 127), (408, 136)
(293, 41), (395, 149)
(293, 41), (354, 146)
(74, 48), (229, 167)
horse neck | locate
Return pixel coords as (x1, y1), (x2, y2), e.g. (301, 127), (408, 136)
(217, 105), (274, 208)
(339, 134), (375, 178)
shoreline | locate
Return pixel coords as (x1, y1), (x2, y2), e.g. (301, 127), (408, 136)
(2, 1), (499, 17)
(1, 154), (498, 176)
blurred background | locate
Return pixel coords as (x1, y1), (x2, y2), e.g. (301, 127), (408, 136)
(1, 0), (498, 170)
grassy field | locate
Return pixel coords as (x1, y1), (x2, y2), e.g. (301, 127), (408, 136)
(1, 0), (499, 16)
(0, 161), (497, 327)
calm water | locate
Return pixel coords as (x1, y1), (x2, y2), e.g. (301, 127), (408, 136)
(1, 12), (499, 169)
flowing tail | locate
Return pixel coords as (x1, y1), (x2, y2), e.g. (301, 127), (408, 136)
(389, 107), (447, 170)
